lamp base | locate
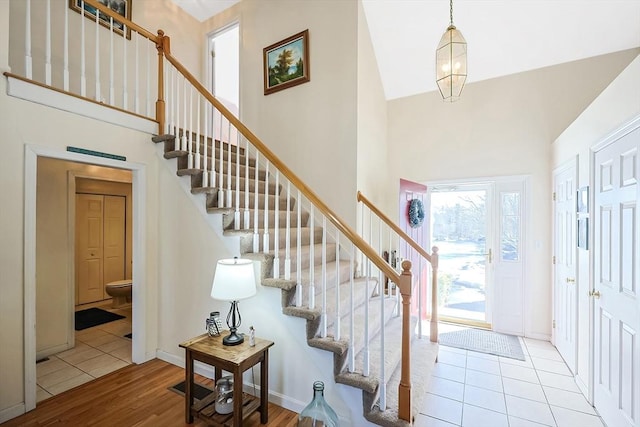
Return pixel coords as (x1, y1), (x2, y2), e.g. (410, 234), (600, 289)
(222, 330), (244, 346)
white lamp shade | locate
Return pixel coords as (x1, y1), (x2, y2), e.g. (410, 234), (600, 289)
(210, 258), (257, 301)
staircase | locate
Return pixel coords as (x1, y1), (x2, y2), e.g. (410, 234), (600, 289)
(152, 131), (438, 426)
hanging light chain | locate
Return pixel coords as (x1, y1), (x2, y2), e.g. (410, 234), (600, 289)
(450, 0), (454, 26)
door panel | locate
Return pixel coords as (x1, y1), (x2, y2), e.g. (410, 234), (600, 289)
(103, 196), (126, 289)
(76, 195), (104, 304)
(593, 127), (640, 427)
(553, 162), (577, 374)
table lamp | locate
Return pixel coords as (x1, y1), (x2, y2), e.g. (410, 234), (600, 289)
(210, 258), (257, 346)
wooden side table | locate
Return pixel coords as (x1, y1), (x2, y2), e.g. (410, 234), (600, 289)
(179, 332), (274, 427)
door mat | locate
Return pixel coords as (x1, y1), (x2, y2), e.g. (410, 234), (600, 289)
(169, 380), (214, 401)
(124, 333), (132, 339)
(74, 308), (125, 331)
(439, 328), (526, 361)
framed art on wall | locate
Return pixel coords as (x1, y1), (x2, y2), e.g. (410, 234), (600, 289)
(69, 0), (132, 39)
(263, 30), (310, 95)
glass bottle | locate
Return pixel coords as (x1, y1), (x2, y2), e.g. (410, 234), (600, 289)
(297, 381), (339, 427)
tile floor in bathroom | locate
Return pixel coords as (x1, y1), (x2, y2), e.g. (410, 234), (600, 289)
(414, 335), (606, 427)
(35, 302), (132, 403)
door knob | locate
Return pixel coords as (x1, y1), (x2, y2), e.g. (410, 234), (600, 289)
(589, 290), (601, 299)
(566, 277), (575, 284)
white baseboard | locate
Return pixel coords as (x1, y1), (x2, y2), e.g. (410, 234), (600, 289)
(0, 403), (26, 424)
(155, 350), (306, 414)
(36, 342), (72, 361)
(525, 332), (551, 342)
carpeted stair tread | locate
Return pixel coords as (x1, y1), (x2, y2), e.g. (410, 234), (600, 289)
(154, 133), (244, 156)
(176, 160), (267, 180)
(218, 209), (310, 230)
(364, 337), (439, 427)
(191, 178), (280, 197)
(205, 190), (295, 211)
(231, 226), (323, 254)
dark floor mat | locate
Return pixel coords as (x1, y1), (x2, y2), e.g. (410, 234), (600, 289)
(169, 381), (213, 401)
(124, 333), (132, 339)
(74, 308), (125, 331)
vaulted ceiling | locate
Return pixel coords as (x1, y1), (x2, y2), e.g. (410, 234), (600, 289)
(173, 0), (640, 100)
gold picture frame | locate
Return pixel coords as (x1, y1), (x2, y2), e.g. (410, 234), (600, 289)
(69, 0), (132, 40)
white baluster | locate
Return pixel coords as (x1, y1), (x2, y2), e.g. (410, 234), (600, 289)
(349, 243), (355, 372)
(252, 151), (260, 252)
(25, 0), (32, 78)
(95, 12), (101, 102)
(363, 259), (370, 377)
(335, 234), (340, 341)
(195, 94), (201, 170)
(284, 181), (291, 280)
(187, 86), (193, 169)
(45, 0), (51, 85)
(321, 216), (327, 338)
(234, 133), (241, 230)
(134, 34), (139, 114)
(418, 256), (423, 337)
(169, 66), (175, 136)
(203, 102), (209, 187)
(80, 1), (86, 96)
(226, 121), (232, 208)
(262, 163), (270, 253)
(217, 111), (224, 207)
(181, 78), (187, 150)
(272, 171), (280, 277)
(63, 2), (69, 91)
(146, 41), (151, 117)
(109, 17), (114, 105)
(175, 73), (180, 141)
(309, 207), (315, 310)
(243, 138), (250, 229)
(122, 24), (128, 110)
(379, 227), (386, 410)
(296, 189), (302, 307)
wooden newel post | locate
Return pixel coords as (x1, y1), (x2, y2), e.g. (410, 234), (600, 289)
(398, 260), (413, 422)
(155, 29), (168, 134)
(430, 246), (439, 343)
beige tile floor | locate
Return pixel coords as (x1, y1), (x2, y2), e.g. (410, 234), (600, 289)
(415, 328), (606, 427)
(36, 302), (132, 403)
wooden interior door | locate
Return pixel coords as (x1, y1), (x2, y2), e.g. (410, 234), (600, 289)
(103, 196), (126, 288)
(593, 126), (640, 427)
(76, 194), (104, 305)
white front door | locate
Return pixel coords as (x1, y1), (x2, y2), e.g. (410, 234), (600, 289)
(552, 160), (577, 374)
(593, 124), (640, 427)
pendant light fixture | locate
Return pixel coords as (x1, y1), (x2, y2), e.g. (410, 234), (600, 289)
(436, 0), (467, 102)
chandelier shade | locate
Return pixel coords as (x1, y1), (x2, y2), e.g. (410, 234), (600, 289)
(436, 0), (467, 102)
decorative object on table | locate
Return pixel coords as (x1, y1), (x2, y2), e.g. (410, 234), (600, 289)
(69, 0), (132, 39)
(205, 311), (223, 337)
(297, 381), (338, 427)
(408, 198), (425, 228)
(210, 257), (257, 346)
(214, 375), (234, 415)
(249, 326), (255, 347)
(436, 0), (467, 101)
(263, 29), (310, 95)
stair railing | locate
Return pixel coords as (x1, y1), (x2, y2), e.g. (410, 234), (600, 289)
(10, 1), (414, 420)
(357, 191), (440, 342)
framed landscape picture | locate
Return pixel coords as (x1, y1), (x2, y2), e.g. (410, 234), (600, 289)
(263, 30), (310, 95)
(69, 0), (132, 39)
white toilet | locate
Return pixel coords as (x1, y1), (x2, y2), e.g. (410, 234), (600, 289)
(105, 279), (132, 308)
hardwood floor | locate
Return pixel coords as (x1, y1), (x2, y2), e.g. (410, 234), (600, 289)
(2, 359), (298, 427)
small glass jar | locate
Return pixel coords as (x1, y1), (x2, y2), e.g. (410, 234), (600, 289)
(297, 381), (339, 427)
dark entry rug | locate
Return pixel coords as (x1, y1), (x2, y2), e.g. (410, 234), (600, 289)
(169, 380), (214, 401)
(439, 328), (526, 361)
(75, 307), (125, 331)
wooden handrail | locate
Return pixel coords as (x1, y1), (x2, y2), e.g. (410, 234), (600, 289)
(162, 50), (401, 285)
(83, 0), (159, 42)
(357, 191), (432, 263)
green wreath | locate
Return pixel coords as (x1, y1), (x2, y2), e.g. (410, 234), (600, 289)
(408, 198), (425, 228)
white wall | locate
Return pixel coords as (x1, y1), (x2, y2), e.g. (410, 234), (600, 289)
(202, 0), (359, 227)
(386, 49), (638, 339)
(356, 0), (389, 210)
(552, 54), (640, 394)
